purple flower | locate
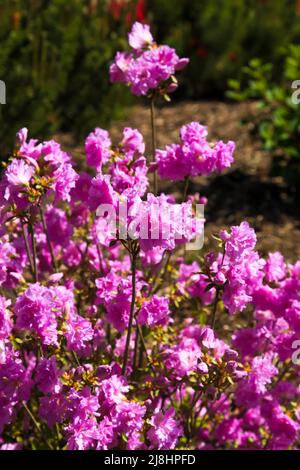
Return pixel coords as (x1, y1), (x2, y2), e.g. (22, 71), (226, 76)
(156, 122), (234, 181)
(110, 156), (149, 196)
(138, 295), (170, 327)
(110, 23), (188, 97)
(0, 296), (12, 340)
(177, 261), (215, 305)
(5, 159), (35, 187)
(199, 327), (216, 349)
(147, 409), (182, 450)
(20, 130), (78, 203)
(265, 252), (287, 283)
(66, 416), (100, 450)
(0, 159), (35, 209)
(106, 291), (131, 332)
(236, 353), (278, 407)
(85, 128), (111, 171)
(39, 392), (66, 427)
(121, 127), (145, 156)
(214, 140), (235, 172)
(35, 357), (60, 394)
(215, 417), (241, 444)
(284, 299), (300, 334)
(109, 52), (134, 83)
(156, 144), (189, 181)
(65, 314), (94, 354)
(14, 283), (59, 346)
(163, 337), (202, 378)
(99, 374), (129, 408)
(208, 222), (265, 314)
(220, 221), (257, 261)
(128, 22), (153, 51)
(52, 163), (78, 203)
(0, 350), (33, 432)
(70, 172), (92, 204)
(262, 399), (299, 449)
(88, 175), (117, 211)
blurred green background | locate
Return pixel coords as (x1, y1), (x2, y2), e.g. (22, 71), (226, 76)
(1, 0), (300, 156)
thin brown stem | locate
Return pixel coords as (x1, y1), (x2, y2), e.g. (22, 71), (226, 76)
(152, 251), (172, 294)
(150, 96), (158, 196)
(39, 205), (57, 272)
(182, 176), (190, 202)
(21, 220), (34, 278)
(22, 401), (53, 449)
(28, 221), (38, 282)
(136, 324), (155, 373)
(96, 243), (105, 276)
(122, 250), (137, 375)
(211, 286), (220, 329)
(132, 328), (140, 372)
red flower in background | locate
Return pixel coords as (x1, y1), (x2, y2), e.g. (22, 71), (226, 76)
(108, 0), (126, 20)
(136, 0), (147, 22)
(196, 46), (208, 58)
(228, 51), (237, 62)
(108, 0), (147, 23)
(11, 11), (22, 29)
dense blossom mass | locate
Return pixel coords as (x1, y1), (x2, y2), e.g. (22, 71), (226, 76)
(0, 21), (299, 451)
(155, 122), (235, 181)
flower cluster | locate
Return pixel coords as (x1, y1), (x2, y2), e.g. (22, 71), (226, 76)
(156, 122), (235, 181)
(0, 22), (299, 452)
(110, 22), (189, 97)
(0, 128), (78, 213)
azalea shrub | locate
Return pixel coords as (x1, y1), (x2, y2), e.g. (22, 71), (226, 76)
(0, 22), (300, 451)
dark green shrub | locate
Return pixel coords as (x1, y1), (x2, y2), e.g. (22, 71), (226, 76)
(148, 0), (300, 98)
(0, 0), (134, 154)
(227, 45), (300, 185)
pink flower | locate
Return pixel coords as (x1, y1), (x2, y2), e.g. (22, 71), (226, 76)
(5, 159), (35, 187)
(110, 23), (188, 97)
(88, 175), (117, 211)
(121, 127), (145, 156)
(0, 296), (12, 340)
(85, 128), (111, 171)
(265, 252), (287, 283)
(156, 122), (234, 181)
(106, 291), (131, 332)
(147, 409), (182, 449)
(14, 283), (59, 346)
(138, 295), (170, 327)
(220, 221), (257, 261)
(128, 22), (153, 51)
(65, 314), (94, 354)
(156, 144), (189, 181)
(109, 52), (134, 83)
(35, 357), (60, 394)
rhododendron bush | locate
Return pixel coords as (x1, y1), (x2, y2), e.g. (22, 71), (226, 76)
(0, 22), (300, 451)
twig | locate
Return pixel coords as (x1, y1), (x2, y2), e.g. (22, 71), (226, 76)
(21, 219), (34, 278)
(150, 96), (158, 195)
(122, 248), (138, 375)
(39, 204), (57, 272)
(28, 221), (38, 282)
(211, 286), (220, 329)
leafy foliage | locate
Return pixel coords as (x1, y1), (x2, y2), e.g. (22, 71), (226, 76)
(0, 0), (135, 153)
(227, 45), (300, 185)
(148, 0), (300, 98)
